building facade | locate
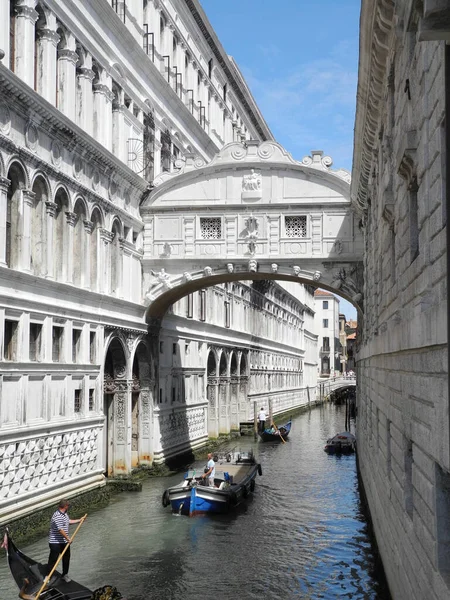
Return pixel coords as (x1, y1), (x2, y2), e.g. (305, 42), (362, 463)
(0, 0), (319, 524)
(314, 289), (342, 377)
(352, 1), (449, 599)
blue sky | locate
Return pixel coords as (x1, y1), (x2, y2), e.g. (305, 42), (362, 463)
(200, 0), (360, 319)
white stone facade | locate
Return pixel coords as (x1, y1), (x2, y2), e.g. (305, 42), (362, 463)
(0, 0), (322, 524)
(352, 1), (449, 599)
(314, 290), (342, 377)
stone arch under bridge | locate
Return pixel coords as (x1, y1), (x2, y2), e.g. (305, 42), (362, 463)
(141, 140), (364, 320)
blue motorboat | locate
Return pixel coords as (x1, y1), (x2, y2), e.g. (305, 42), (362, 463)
(162, 450), (262, 516)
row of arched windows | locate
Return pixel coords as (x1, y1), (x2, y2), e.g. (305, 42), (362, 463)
(4, 158), (138, 298)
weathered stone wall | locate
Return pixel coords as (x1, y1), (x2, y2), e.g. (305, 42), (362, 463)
(353, 1), (449, 599)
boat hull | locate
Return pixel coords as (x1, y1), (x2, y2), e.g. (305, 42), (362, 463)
(324, 432), (356, 454)
(259, 420), (292, 442)
(163, 455), (261, 516)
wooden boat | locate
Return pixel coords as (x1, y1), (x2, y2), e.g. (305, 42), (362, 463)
(3, 528), (124, 599)
(162, 449), (262, 516)
(259, 420), (292, 442)
(324, 431), (356, 454)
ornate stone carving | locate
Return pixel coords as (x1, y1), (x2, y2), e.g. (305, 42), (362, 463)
(242, 169), (262, 200)
(65, 211), (77, 227)
(51, 140), (62, 166)
(248, 259), (258, 272)
(0, 102), (11, 135)
(203, 266), (213, 277)
(226, 263), (234, 273)
(271, 263), (279, 273)
(25, 121), (39, 151)
(150, 267), (173, 289)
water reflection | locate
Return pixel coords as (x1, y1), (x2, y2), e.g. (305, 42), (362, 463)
(0, 404), (390, 599)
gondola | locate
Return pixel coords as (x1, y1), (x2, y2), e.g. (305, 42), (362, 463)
(3, 528), (124, 600)
(162, 449), (262, 516)
(259, 420), (292, 442)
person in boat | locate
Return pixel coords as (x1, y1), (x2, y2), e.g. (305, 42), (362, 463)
(258, 407), (267, 432)
(201, 453), (215, 487)
(46, 499), (84, 583)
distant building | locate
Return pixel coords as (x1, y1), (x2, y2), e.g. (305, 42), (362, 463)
(314, 290), (341, 377)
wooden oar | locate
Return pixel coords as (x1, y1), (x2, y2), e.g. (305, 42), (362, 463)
(35, 514), (87, 600)
(272, 421), (286, 443)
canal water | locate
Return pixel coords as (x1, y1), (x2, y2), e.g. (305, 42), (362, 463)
(0, 404), (391, 599)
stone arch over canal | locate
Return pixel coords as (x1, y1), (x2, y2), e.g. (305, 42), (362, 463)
(141, 140), (364, 320)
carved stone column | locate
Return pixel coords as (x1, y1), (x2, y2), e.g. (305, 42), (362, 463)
(44, 201), (58, 279)
(112, 101), (126, 163)
(36, 27), (60, 104)
(57, 48), (78, 120)
(93, 80), (114, 151)
(0, 177), (11, 266)
(230, 377), (239, 431)
(65, 211), (77, 284)
(83, 219), (93, 289)
(76, 61), (95, 135)
(14, 0), (39, 87)
(20, 189), (36, 272)
(99, 228), (114, 294)
(207, 377), (219, 438)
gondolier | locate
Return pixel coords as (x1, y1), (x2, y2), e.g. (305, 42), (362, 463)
(46, 499), (84, 583)
(257, 407), (267, 433)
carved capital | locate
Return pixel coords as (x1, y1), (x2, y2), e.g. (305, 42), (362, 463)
(14, 5), (39, 22)
(99, 228), (115, 244)
(65, 211), (77, 227)
(37, 28), (60, 46)
(0, 177), (10, 192)
(45, 201), (58, 217)
(77, 67), (95, 82)
(22, 189), (36, 206)
(83, 219), (94, 234)
(57, 49), (79, 64)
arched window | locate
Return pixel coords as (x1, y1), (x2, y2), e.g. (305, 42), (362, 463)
(110, 219), (122, 296)
(207, 351), (217, 377)
(54, 187), (69, 281)
(72, 199), (86, 287)
(90, 208), (102, 292)
(31, 175), (49, 277)
(6, 162), (27, 269)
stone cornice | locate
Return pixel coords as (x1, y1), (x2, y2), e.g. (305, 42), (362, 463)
(0, 131), (143, 230)
(351, 0), (395, 214)
(0, 64), (148, 194)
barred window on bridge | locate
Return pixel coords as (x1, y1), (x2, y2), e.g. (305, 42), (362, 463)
(285, 216), (307, 237)
(200, 217), (222, 239)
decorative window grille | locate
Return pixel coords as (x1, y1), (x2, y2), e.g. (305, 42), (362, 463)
(88, 389), (95, 411)
(74, 389), (81, 413)
(200, 217), (222, 239)
(111, 0), (126, 23)
(285, 215), (307, 237)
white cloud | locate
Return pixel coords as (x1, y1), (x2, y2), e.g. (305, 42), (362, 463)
(241, 47), (358, 170)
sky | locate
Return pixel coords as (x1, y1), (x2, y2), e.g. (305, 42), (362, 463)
(200, 0), (360, 320)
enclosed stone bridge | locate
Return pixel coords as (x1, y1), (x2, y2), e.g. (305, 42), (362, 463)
(140, 140), (364, 322)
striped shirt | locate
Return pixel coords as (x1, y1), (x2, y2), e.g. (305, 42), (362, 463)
(49, 510), (69, 544)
